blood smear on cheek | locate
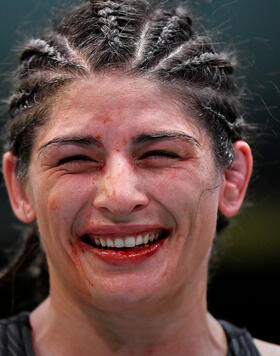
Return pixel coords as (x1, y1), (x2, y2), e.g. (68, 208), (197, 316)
(89, 220), (96, 227)
(71, 243), (94, 296)
(49, 197), (59, 211)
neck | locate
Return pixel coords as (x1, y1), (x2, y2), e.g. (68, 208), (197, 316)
(30, 272), (227, 356)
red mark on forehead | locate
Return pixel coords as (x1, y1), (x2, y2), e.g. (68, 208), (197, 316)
(103, 117), (112, 124)
(123, 137), (128, 145)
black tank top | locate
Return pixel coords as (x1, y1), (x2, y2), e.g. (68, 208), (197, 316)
(0, 313), (261, 355)
(219, 320), (261, 356)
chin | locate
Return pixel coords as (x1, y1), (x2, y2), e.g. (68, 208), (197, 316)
(78, 269), (176, 313)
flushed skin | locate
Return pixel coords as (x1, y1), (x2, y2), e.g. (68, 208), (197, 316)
(1, 0), (280, 353)
(26, 74), (221, 307)
(3, 73), (257, 355)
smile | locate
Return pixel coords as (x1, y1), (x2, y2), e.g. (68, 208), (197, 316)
(77, 228), (170, 265)
(82, 230), (170, 249)
(81, 230), (168, 250)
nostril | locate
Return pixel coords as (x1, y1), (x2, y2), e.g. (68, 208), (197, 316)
(133, 204), (146, 212)
(94, 202), (147, 217)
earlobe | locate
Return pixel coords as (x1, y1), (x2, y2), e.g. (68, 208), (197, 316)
(218, 141), (253, 217)
(2, 152), (35, 223)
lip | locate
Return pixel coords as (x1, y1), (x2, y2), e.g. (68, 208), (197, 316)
(78, 224), (169, 238)
(75, 225), (171, 266)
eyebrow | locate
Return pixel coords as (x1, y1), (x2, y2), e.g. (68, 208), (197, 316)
(133, 132), (201, 148)
(38, 131), (201, 152)
(38, 136), (102, 152)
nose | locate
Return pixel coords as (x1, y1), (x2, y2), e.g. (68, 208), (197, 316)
(93, 155), (149, 217)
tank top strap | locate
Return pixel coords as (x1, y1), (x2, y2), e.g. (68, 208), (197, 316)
(0, 312), (34, 356)
(219, 320), (261, 356)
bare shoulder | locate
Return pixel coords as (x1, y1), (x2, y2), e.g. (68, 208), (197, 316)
(254, 338), (280, 356)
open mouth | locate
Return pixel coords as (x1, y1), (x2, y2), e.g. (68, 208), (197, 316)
(80, 229), (170, 252)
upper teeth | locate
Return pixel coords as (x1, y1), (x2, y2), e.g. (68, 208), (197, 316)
(93, 232), (160, 248)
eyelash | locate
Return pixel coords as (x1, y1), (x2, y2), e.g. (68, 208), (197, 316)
(139, 150), (180, 159)
(58, 150), (180, 167)
(58, 155), (93, 165)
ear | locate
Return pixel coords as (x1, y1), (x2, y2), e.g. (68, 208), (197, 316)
(2, 152), (35, 223)
(218, 141), (253, 217)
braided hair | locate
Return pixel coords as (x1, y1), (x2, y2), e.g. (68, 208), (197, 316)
(1, 0), (247, 304)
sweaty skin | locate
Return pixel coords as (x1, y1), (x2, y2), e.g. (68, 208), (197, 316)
(3, 73), (255, 355)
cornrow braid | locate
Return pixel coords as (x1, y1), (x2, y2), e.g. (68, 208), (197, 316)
(137, 7), (193, 70)
(150, 39), (235, 91)
(20, 39), (67, 63)
(6, 78), (74, 173)
(58, 0), (150, 69)
(197, 103), (244, 166)
(8, 77), (70, 119)
(96, 1), (122, 48)
(18, 38), (87, 79)
(171, 52), (234, 72)
(199, 104), (243, 139)
(168, 51), (234, 89)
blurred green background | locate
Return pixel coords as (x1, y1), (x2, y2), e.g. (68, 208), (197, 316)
(0, 0), (279, 344)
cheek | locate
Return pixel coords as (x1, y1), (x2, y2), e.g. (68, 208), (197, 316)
(142, 165), (220, 257)
(49, 196), (60, 211)
(143, 167), (207, 215)
(35, 175), (96, 240)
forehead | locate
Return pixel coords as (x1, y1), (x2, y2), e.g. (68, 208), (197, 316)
(35, 73), (206, 148)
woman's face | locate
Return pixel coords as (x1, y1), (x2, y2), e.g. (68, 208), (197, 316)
(23, 74), (223, 311)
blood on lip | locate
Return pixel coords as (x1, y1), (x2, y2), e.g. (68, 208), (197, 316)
(77, 230), (169, 265)
(77, 237), (167, 266)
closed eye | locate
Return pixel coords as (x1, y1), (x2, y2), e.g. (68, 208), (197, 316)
(58, 155), (95, 165)
(57, 154), (103, 173)
(139, 150), (180, 159)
